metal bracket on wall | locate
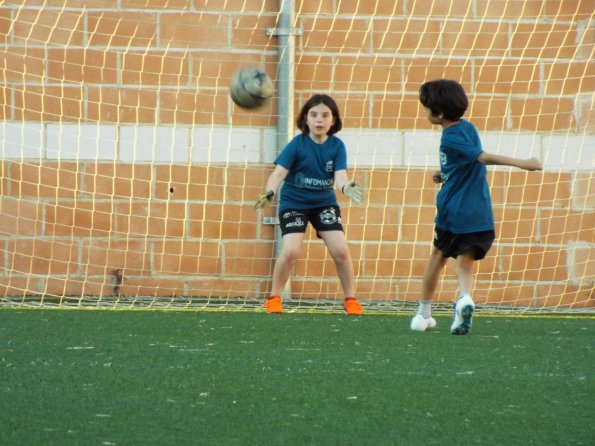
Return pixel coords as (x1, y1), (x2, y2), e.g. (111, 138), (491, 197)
(265, 28), (303, 36)
(262, 216), (280, 225)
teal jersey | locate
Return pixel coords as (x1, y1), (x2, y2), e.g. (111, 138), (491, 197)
(275, 134), (347, 210)
(436, 120), (495, 233)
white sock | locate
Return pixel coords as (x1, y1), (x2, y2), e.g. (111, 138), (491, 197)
(418, 300), (432, 318)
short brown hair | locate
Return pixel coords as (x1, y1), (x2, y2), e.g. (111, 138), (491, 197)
(296, 94), (343, 135)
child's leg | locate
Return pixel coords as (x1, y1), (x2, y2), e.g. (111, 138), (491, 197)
(455, 250), (476, 297)
(411, 247), (447, 331)
(421, 247), (449, 302)
(319, 230), (354, 298)
(270, 232), (304, 297)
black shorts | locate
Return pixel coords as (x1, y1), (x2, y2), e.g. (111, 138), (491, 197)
(434, 227), (495, 260)
(279, 206), (344, 237)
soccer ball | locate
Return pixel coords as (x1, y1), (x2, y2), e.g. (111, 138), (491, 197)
(229, 67), (274, 109)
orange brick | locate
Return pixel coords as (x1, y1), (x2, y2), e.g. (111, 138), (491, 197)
(0, 197), (42, 236)
(81, 238), (151, 278)
(231, 14), (277, 50)
(122, 0), (191, 8)
(8, 239), (80, 276)
(408, 0), (473, 17)
(153, 240), (222, 275)
(224, 241), (275, 276)
(403, 58), (472, 92)
(0, 276), (44, 298)
(534, 284), (594, 308)
(0, 47), (45, 82)
(335, 55), (402, 93)
(153, 165), (226, 201)
(545, 0), (594, 20)
(510, 97), (575, 132)
(371, 94), (426, 130)
(0, 86), (7, 121)
(47, 49), (119, 85)
(337, 0), (404, 15)
(373, 18), (441, 53)
(0, 9), (11, 46)
(45, 199), (114, 237)
(12, 9), (85, 46)
(502, 171), (572, 208)
(475, 60), (541, 95)
(401, 206), (436, 242)
(538, 209), (595, 245)
(191, 51), (271, 89)
(83, 163), (152, 200)
(87, 11), (157, 48)
(117, 277), (187, 298)
(302, 17), (371, 52)
(476, 0), (545, 19)
(476, 282), (537, 307)
(573, 172), (595, 209)
(121, 50), (189, 86)
(295, 54), (333, 92)
(160, 12), (228, 49)
(500, 245), (568, 282)
(494, 206), (539, 244)
(543, 61), (595, 95)
(9, 161), (80, 198)
(364, 242), (428, 278)
(350, 206), (400, 242)
(296, 0), (335, 14)
(87, 87), (158, 124)
(367, 169), (409, 204)
(14, 86), (84, 122)
(467, 96), (509, 131)
(115, 201), (187, 238)
(186, 277), (262, 299)
(510, 23), (578, 59)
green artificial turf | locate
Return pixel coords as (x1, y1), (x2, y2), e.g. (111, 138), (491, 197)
(0, 309), (593, 445)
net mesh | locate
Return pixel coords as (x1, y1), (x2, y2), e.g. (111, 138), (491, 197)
(0, 1), (593, 313)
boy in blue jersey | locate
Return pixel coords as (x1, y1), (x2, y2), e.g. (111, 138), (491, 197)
(411, 80), (543, 334)
(254, 94), (364, 315)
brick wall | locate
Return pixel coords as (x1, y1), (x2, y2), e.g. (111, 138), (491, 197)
(0, 1), (593, 309)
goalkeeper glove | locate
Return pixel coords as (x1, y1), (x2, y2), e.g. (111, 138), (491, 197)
(254, 189), (274, 209)
(342, 181), (363, 204)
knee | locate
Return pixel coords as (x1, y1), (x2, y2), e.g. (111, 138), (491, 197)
(280, 246), (301, 263)
(330, 247), (351, 264)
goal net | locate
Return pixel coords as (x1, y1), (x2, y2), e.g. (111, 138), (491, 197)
(0, 1), (593, 313)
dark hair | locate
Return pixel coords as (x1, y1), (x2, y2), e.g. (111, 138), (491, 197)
(296, 94), (343, 135)
(419, 79), (468, 121)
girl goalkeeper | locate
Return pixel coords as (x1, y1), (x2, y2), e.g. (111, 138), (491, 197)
(254, 94), (364, 315)
(411, 79), (543, 334)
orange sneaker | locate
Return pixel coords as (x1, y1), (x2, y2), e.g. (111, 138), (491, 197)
(343, 297), (363, 315)
(264, 296), (282, 314)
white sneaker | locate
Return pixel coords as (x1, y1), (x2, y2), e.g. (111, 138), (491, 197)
(450, 294), (474, 335)
(410, 313), (437, 332)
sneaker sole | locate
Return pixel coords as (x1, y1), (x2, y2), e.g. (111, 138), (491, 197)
(451, 304), (474, 335)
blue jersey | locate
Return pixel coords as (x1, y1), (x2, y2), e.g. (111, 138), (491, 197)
(275, 133), (347, 210)
(436, 120), (494, 234)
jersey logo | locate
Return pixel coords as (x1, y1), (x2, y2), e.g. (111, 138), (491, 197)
(440, 151), (447, 165)
(325, 161), (334, 173)
(319, 207), (338, 225)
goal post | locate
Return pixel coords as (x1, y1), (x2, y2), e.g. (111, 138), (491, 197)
(0, 1), (593, 313)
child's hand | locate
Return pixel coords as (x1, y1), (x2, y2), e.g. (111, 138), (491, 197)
(342, 181), (363, 204)
(523, 158), (543, 171)
(432, 170), (442, 184)
(254, 190), (274, 209)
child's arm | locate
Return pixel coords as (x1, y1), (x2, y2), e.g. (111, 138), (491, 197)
(335, 169), (363, 204)
(254, 164), (288, 209)
(477, 152), (543, 171)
